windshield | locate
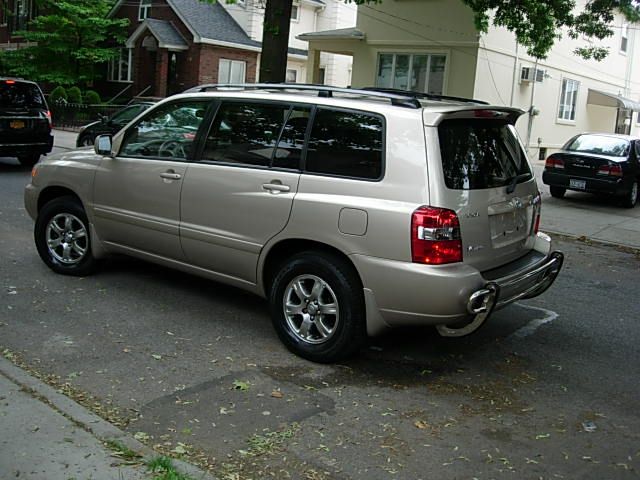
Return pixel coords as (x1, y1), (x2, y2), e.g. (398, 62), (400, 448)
(438, 119), (531, 190)
(564, 134), (629, 157)
(0, 82), (46, 109)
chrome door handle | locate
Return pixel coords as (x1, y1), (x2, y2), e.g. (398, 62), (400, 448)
(262, 183), (290, 193)
(160, 172), (182, 180)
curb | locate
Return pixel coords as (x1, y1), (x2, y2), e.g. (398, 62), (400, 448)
(546, 230), (640, 254)
(0, 356), (216, 480)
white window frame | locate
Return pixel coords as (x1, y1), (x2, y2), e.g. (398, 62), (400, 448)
(557, 78), (580, 123)
(138, 0), (151, 21)
(620, 23), (629, 53)
(291, 1), (300, 22)
(108, 48), (133, 83)
(218, 59), (246, 84)
(375, 52), (448, 95)
(286, 69), (298, 83)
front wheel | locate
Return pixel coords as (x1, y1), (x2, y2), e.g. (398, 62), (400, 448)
(269, 252), (366, 363)
(77, 135), (94, 147)
(34, 196), (97, 276)
(622, 180), (638, 208)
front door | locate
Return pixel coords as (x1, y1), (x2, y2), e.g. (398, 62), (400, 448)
(92, 99), (212, 260)
(180, 100), (310, 284)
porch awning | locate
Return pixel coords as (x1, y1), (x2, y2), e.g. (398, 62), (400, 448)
(587, 89), (640, 112)
(297, 27), (365, 42)
(126, 18), (189, 51)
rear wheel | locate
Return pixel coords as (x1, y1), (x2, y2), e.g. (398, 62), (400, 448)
(550, 186), (566, 198)
(18, 153), (40, 166)
(622, 180), (638, 208)
(78, 134), (94, 147)
(269, 252), (366, 363)
(34, 196), (97, 276)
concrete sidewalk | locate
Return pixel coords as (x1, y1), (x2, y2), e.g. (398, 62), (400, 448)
(0, 356), (214, 480)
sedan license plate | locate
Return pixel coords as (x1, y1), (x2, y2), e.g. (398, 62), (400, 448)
(10, 120), (25, 129)
(570, 179), (586, 190)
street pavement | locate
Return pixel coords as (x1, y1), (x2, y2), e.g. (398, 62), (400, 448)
(0, 130), (638, 479)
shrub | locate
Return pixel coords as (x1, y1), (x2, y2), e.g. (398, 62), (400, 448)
(83, 90), (101, 105)
(67, 86), (82, 104)
(49, 86), (68, 104)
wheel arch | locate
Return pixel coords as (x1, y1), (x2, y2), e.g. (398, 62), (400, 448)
(37, 186), (83, 213)
(260, 238), (363, 298)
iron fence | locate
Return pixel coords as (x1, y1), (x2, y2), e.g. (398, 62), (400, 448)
(49, 102), (123, 129)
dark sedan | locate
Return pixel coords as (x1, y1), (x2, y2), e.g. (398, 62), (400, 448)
(543, 133), (639, 208)
(75, 102), (154, 147)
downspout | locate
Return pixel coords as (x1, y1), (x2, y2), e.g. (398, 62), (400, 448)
(510, 42), (519, 106)
(526, 58), (539, 156)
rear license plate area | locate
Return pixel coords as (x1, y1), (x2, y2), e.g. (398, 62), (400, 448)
(569, 179), (586, 190)
(10, 120), (25, 129)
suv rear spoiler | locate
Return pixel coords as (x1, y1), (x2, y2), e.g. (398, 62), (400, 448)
(423, 106), (526, 126)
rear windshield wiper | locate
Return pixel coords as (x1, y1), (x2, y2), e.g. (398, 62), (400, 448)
(506, 172), (532, 194)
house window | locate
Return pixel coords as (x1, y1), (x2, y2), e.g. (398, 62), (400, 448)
(138, 0), (152, 21)
(291, 2), (300, 21)
(219, 59), (246, 83)
(318, 67), (326, 85)
(376, 53), (446, 95)
(558, 78), (579, 122)
(13, 0), (35, 31)
(108, 48), (133, 82)
(286, 69), (297, 83)
(621, 24), (628, 53)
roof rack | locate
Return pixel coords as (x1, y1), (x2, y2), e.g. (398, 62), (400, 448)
(183, 83), (423, 109)
(362, 87), (489, 105)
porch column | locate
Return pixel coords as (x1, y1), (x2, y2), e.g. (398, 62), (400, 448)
(306, 48), (321, 84)
(155, 49), (169, 97)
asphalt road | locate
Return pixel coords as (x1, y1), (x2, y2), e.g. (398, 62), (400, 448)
(1, 150), (639, 479)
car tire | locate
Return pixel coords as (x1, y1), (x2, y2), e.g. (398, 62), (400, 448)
(622, 179), (638, 208)
(18, 153), (40, 166)
(34, 196), (97, 276)
(77, 135), (94, 147)
(269, 251), (367, 363)
(550, 186), (566, 198)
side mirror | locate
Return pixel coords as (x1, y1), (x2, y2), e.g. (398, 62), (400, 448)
(98, 113), (108, 124)
(95, 135), (114, 156)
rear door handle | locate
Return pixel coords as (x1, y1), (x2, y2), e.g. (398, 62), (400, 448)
(160, 171), (182, 180)
(262, 183), (290, 193)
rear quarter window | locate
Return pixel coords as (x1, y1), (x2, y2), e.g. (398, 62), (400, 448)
(438, 119), (530, 190)
(306, 108), (384, 180)
(0, 82), (46, 109)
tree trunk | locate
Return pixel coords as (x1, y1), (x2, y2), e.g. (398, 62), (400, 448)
(259, 0), (293, 83)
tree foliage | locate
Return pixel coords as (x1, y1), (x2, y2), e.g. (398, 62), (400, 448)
(0, 0), (128, 86)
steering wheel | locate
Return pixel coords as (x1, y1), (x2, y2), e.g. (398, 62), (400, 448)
(158, 140), (187, 158)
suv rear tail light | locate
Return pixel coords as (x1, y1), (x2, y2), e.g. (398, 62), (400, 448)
(45, 110), (52, 127)
(545, 157), (565, 169)
(596, 163), (623, 177)
(411, 206), (462, 265)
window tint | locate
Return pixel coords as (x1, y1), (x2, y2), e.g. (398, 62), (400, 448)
(202, 102), (290, 167)
(120, 101), (208, 159)
(306, 108), (383, 179)
(0, 82), (45, 108)
(272, 108), (310, 169)
(438, 119), (531, 190)
(565, 134), (629, 157)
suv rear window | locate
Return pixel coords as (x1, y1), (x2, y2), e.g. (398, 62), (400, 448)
(438, 119), (530, 190)
(306, 108), (383, 180)
(0, 82), (46, 109)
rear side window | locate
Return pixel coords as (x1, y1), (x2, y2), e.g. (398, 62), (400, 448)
(306, 108), (384, 180)
(0, 82), (46, 109)
(202, 102), (290, 167)
(438, 119), (530, 190)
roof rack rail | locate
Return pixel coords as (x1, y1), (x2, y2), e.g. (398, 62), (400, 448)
(362, 87), (489, 105)
(182, 83), (422, 109)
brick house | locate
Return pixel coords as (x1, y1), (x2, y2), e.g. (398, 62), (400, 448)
(106, 0), (308, 98)
(0, 0), (38, 51)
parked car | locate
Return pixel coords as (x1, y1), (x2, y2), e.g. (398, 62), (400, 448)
(0, 77), (53, 166)
(542, 133), (639, 208)
(75, 102), (154, 147)
(25, 84), (564, 362)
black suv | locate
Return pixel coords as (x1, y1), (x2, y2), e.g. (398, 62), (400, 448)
(0, 78), (53, 166)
